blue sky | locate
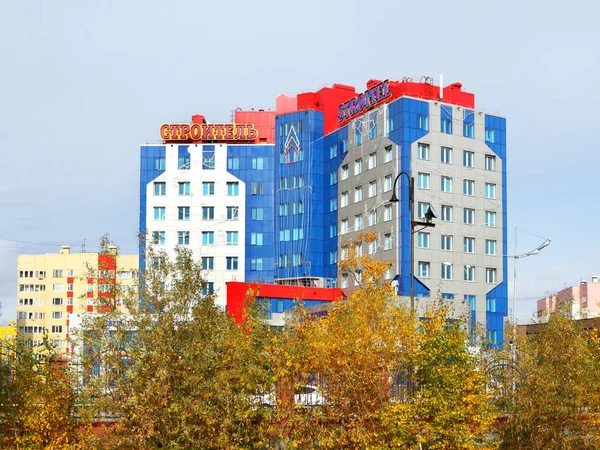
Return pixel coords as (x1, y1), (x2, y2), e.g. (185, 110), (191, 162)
(0, 0), (598, 324)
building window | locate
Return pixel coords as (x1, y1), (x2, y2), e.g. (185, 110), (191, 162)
(227, 157), (239, 170)
(251, 233), (263, 246)
(417, 202), (430, 219)
(441, 147), (452, 164)
(227, 182), (239, 196)
(354, 119), (363, 146)
(176, 182), (190, 196)
(441, 263), (453, 280)
(228, 206), (240, 220)
(226, 231), (238, 245)
(417, 143), (429, 160)
(464, 237), (475, 253)
(441, 205), (452, 222)
(202, 206), (214, 221)
(178, 154), (190, 170)
(368, 112), (377, 139)
(355, 241), (363, 257)
(329, 198), (337, 212)
(368, 181), (377, 198)
(354, 186), (363, 203)
(280, 229), (291, 242)
(418, 262), (430, 278)
(368, 152), (377, 170)
(251, 207), (263, 220)
(52, 270), (63, 278)
(384, 175), (392, 192)
(464, 208), (475, 225)
(293, 201), (304, 214)
(464, 265), (475, 282)
(384, 205), (392, 221)
(154, 157), (165, 170)
(463, 151), (474, 168)
(341, 273), (349, 288)
(52, 297), (63, 305)
(417, 173), (430, 189)
(202, 282), (215, 296)
(292, 253), (303, 267)
(52, 311), (63, 320)
(485, 211), (496, 227)
(251, 157), (264, 170)
(201, 231), (214, 245)
(202, 182), (214, 195)
(341, 139), (348, 154)
(485, 155), (496, 171)
(251, 182), (263, 195)
(368, 239), (378, 255)
(279, 203), (289, 216)
(341, 192), (349, 208)
(201, 257), (214, 270)
(251, 258), (264, 271)
(202, 146), (215, 169)
(417, 232), (430, 249)
(152, 231), (166, 245)
(417, 114), (429, 131)
(354, 215), (362, 231)
(441, 234), (453, 251)
(154, 182), (166, 196)
(355, 269), (362, 286)
(329, 144), (338, 159)
(487, 297), (497, 313)
(384, 233), (393, 250)
(329, 224), (337, 238)
(355, 159), (362, 175)
(485, 128), (495, 143)
(177, 231), (190, 245)
(463, 109), (474, 138)
(340, 219), (349, 234)
(385, 145), (393, 163)
(463, 179), (475, 196)
(486, 239), (497, 256)
(341, 165), (349, 180)
(485, 183), (496, 199)
(292, 227), (304, 241)
(153, 207), (165, 221)
(368, 210), (377, 226)
(486, 268), (497, 284)
(441, 106), (453, 134)
(226, 257), (239, 271)
(51, 325), (63, 333)
(441, 176), (452, 193)
(178, 207), (190, 221)
(329, 251), (337, 264)
(329, 171), (338, 185)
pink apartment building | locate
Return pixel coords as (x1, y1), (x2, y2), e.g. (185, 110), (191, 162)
(537, 276), (600, 319)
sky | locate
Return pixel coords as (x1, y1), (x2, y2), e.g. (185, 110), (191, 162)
(0, 0), (598, 325)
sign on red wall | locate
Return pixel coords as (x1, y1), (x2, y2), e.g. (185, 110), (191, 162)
(160, 123), (258, 141)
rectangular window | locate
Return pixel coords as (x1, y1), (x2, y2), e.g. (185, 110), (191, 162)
(441, 106), (453, 134)
(355, 269), (362, 286)
(487, 298), (497, 313)
(177, 231), (190, 245)
(417, 143), (429, 160)
(52, 325), (63, 333)
(202, 182), (215, 196)
(368, 181), (377, 198)
(226, 257), (239, 271)
(354, 215), (362, 231)
(153, 207), (165, 221)
(464, 265), (475, 282)
(384, 233), (393, 250)
(417, 114), (429, 131)
(485, 183), (496, 199)
(154, 157), (165, 170)
(292, 253), (303, 266)
(368, 210), (377, 226)
(154, 182), (166, 196)
(384, 175), (392, 192)
(441, 147), (452, 164)
(341, 165), (349, 180)
(485, 239), (497, 256)
(329, 144), (338, 159)
(178, 154), (190, 170)
(329, 251), (337, 264)
(202, 146), (215, 170)
(354, 119), (363, 146)
(463, 151), (474, 168)
(178, 182), (190, 195)
(486, 268), (497, 284)
(417, 202), (430, 219)
(368, 239), (378, 254)
(227, 182), (239, 196)
(251, 233), (263, 246)
(202, 282), (215, 296)
(463, 109), (474, 138)
(201, 256), (214, 270)
(368, 112), (377, 139)
(279, 229), (290, 242)
(226, 231), (238, 245)
(384, 205), (392, 221)
(52, 270), (63, 278)
(418, 262), (430, 278)
(279, 203), (288, 216)
(52, 311), (63, 320)
(441, 205), (452, 222)
(251, 258), (263, 271)
(485, 211), (496, 227)
(52, 297), (63, 306)
(441, 176), (452, 193)
(251, 157), (264, 170)
(329, 171), (337, 185)
(354, 186), (363, 203)
(178, 207), (190, 221)
(340, 192), (349, 208)
(227, 157), (239, 170)
(463, 179), (475, 196)
(202, 231), (214, 245)
(340, 219), (349, 234)
(292, 227), (304, 241)
(354, 159), (362, 175)
(329, 198), (337, 212)
(341, 273), (348, 288)
(228, 206), (239, 220)
(340, 139), (348, 154)
(441, 234), (453, 251)
(464, 208), (475, 225)
(485, 155), (496, 171)
(202, 206), (214, 221)
(384, 145), (393, 163)
(485, 128), (495, 143)
(368, 152), (377, 170)
(329, 224), (337, 238)
(417, 232), (430, 249)
(293, 201), (304, 214)
(417, 173), (430, 189)
(251, 182), (263, 195)
(464, 237), (475, 253)
(152, 231), (166, 245)
(250, 207), (262, 220)
(441, 263), (453, 280)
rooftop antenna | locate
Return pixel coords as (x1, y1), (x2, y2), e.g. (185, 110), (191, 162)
(81, 238), (87, 253)
(439, 73), (444, 99)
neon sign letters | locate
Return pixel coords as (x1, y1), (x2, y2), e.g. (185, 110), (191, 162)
(338, 79), (392, 123)
(160, 123), (258, 141)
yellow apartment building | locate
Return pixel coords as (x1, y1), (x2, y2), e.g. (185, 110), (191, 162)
(17, 245), (138, 355)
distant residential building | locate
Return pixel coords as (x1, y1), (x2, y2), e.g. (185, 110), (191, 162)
(537, 276), (600, 319)
(16, 245), (138, 355)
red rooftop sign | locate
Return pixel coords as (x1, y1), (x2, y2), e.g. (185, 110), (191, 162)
(160, 123), (258, 141)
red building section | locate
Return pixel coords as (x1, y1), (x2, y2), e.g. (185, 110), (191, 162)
(226, 282), (344, 324)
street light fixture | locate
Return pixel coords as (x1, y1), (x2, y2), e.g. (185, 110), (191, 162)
(389, 172), (436, 310)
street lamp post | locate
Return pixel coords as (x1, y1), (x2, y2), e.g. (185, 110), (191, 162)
(389, 172), (436, 310)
